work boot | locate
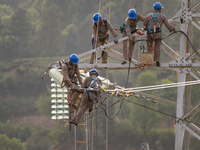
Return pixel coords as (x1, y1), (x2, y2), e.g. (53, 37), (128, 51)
(70, 120), (78, 126)
(88, 107), (93, 113)
(121, 61), (127, 65)
(156, 62), (160, 67)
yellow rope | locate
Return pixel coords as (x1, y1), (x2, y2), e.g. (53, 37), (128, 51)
(76, 141), (86, 144)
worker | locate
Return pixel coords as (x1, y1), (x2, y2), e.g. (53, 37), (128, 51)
(120, 9), (145, 64)
(90, 13), (118, 64)
(143, 2), (176, 67)
(62, 54), (83, 110)
(70, 69), (102, 126)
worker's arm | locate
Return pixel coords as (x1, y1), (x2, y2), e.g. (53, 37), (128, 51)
(82, 77), (89, 88)
(124, 18), (133, 40)
(143, 13), (150, 28)
(137, 13), (146, 22)
(76, 65), (83, 85)
(107, 20), (117, 38)
(162, 14), (175, 32)
(62, 64), (73, 86)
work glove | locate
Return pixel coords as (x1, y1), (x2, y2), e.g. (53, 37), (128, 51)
(70, 83), (77, 89)
(143, 27), (147, 31)
(113, 38), (118, 44)
(131, 40), (135, 45)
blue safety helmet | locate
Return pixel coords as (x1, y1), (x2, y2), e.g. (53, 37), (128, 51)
(128, 9), (137, 19)
(89, 69), (98, 76)
(93, 13), (102, 23)
(69, 54), (79, 65)
(153, 2), (163, 9)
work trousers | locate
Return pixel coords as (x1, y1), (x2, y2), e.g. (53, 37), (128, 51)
(72, 92), (95, 124)
(90, 51), (108, 64)
(67, 84), (81, 105)
(146, 34), (162, 62)
(90, 37), (109, 64)
(122, 31), (135, 60)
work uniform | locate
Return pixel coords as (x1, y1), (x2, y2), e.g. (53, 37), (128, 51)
(90, 19), (117, 64)
(122, 14), (145, 60)
(62, 62), (83, 105)
(143, 10), (175, 62)
(72, 76), (102, 124)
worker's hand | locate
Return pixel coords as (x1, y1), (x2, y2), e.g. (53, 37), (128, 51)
(81, 83), (84, 88)
(113, 38), (118, 44)
(131, 40), (135, 45)
(173, 29), (176, 33)
(70, 83), (76, 89)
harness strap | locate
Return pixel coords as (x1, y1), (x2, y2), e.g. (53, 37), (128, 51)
(95, 19), (108, 34)
(122, 19), (137, 32)
(65, 62), (77, 79)
(88, 76), (98, 89)
(148, 12), (160, 34)
(87, 77), (100, 101)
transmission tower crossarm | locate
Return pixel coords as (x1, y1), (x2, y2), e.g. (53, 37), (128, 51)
(168, 9), (182, 24)
(77, 31), (145, 60)
(189, 71), (200, 80)
(162, 41), (179, 57)
(182, 123), (200, 140)
(188, 1), (200, 11)
(180, 101), (200, 120)
(190, 123), (200, 133)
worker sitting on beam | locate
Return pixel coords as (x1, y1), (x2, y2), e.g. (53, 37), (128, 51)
(70, 69), (102, 126)
(62, 54), (83, 110)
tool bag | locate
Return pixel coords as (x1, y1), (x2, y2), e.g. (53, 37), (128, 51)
(141, 51), (153, 65)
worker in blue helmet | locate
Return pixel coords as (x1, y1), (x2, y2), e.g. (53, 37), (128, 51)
(70, 69), (102, 126)
(62, 54), (83, 110)
(120, 9), (145, 64)
(90, 13), (118, 64)
(143, 2), (176, 67)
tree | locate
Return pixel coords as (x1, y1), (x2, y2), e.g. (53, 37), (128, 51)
(0, 134), (25, 150)
(35, 4), (64, 59)
(36, 91), (51, 117)
(11, 7), (31, 62)
(129, 71), (160, 142)
(25, 125), (51, 150)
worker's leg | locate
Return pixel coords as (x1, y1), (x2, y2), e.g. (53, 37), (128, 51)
(146, 36), (153, 52)
(122, 31), (128, 60)
(72, 93), (93, 124)
(128, 37), (135, 60)
(102, 51), (108, 63)
(70, 90), (81, 105)
(90, 52), (95, 64)
(154, 39), (161, 62)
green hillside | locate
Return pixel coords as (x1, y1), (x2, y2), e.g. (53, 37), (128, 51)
(0, 0), (200, 149)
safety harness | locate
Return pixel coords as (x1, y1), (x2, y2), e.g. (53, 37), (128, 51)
(65, 62), (77, 79)
(147, 12), (161, 34)
(95, 19), (108, 35)
(87, 76), (100, 102)
(121, 18), (137, 34)
(61, 62), (78, 88)
(147, 12), (162, 51)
